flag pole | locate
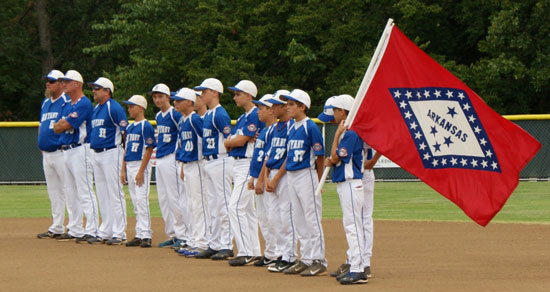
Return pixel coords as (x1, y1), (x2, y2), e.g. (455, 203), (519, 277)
(315, 18), (395, 197)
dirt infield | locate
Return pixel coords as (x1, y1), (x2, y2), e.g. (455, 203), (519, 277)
(1, 218), (549, 292)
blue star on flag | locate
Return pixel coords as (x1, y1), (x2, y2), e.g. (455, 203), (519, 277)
(447, 106), (457, 118)
(430, 126), (438, 137)
(443, 136), (453, 147)
(433, 141), (442, 152)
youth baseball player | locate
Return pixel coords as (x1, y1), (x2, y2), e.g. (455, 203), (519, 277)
(325, 94), (368, 285)
(193, 78), (234, 260)
(37, 70), (69, 239)
(263, 90), (300, 272)
(225, 80), (265, 266)
(87, 77), (128, 245)
(247, 94), (278, 267)
(52, 70), (95, 241)
(280, 89), (327, 276)
(171, 88), (210, 257)
(150, 83), (186, 248)
(121, 95), (155, 248)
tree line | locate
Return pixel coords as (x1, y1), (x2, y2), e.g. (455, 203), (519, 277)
(1, 0), (548, 121)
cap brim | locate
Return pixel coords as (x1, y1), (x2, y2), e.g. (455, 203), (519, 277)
(317, 113), (334, 123)
(193, 86), (209, 91)
(170, 96), (185, 100)
(148, 90), (169, 96)
(227, 86), (243, 92)
(42, 76), (57, 81)
(122, 101), (136, 106)
(87, 82), (104, 88)
(266, 98), (285, 105)
(252, 100), (270, 107)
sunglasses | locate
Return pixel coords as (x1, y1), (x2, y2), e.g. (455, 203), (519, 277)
(91, 87), (103, 91)
(46, 80), (57, 84)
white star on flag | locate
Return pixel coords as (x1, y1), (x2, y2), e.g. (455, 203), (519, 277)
(423, 90), (430, 98)
(471, 159), (478, 167)
(404, 111), (412, 119)
(463, 103), (471, 111)
(405, 91), (412, 99)
(458, 92), (465, 99)
(419, 142), (427, 150)
(474, 126), (481, 134)
(485, 149), (493, 157)
(400, 101), (407, 108)
(481, 160), (488, 168)
(394, 90), (401, 98)
(416, 91), (421, 98)
(434, 90), (441, 98)
(432, 159), (439, 166)
(460, 158), (468, 166)
(480, 138), (487, 146)
(415, 132), (423, 139)
(410, 121), (418, 130)
(446, 90), (453, 98)
(468, 115), (476, 122)
(423, 153), (431, 160)
(450, 157), (458, 165)
(441, 158), (447, 165)
(491, 161), (498, 169)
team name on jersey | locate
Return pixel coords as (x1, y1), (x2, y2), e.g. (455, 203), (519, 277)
(157, 125), (171, 134)
(255, 139), (265, 149)
(271, 137), (287, 147)
(180, 131), (192, 140)
(203, 128), (212, 137)
(92, 119), (105, 128)
(40, 112), (58, 122)
(127, 133), (141, 142)
(288, 139), (304, 150)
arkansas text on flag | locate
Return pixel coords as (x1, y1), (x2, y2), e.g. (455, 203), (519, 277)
(350, 25), (541, 226)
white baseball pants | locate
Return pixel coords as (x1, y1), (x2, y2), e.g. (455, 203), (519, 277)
(155, 153), (186, 240)
(82, 144), (99, 237)
(176, 161), (191, 243)
(42, 150), (66, 234)
(338, 179), (366, 273)
(183, 160), (209, 249)
(269, 169), (297, 263)
(126, 160), (153, 239)
(62, 146), (85, 237)
(361, 169), (375, 268)
(254, 177), (279, 260)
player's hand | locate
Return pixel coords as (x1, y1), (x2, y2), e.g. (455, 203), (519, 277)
(250, 132), (259, 143)
(180, 169), (184, 180)
(336, 120), (348, 135)
(247, 177), (254, 190)
(325, 157), (334, 167)
(266, 178), (278, 193)
(135, 171), (145, 187)
(255, 180), (264, 195)
(364, 160), (376, 170)
(120, 170), (127, 185)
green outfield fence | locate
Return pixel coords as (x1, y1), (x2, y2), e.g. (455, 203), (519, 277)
(0, 115), (548, 183)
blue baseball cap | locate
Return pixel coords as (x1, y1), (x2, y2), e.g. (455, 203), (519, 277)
(252, 94), (274, 107)
(317, 96), (337, 122)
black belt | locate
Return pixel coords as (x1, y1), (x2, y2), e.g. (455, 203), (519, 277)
(60, 143), (82, 151)
(233, 156), (248, 160)
(204, 154), (218, 161)
(93, 146), (117, 153)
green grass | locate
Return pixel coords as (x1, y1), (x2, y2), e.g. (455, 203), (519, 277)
(1, 181), (549, 223)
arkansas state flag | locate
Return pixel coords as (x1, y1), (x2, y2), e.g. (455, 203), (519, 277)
(350, 24), (541, 226)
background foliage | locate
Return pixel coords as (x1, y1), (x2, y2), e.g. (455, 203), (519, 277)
(1, 0), (548, 120)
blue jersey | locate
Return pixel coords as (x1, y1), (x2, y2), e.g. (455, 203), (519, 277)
(124, 120), (156, 162)
(59, 96), (93, 146)
(229, 107), (265, 158)
(285, 118), (324, 171)
(202, 105), (232, 157)
(176, 112), (203, 162)
(265, 119), (293, 170)
(90, 98), (128, 149)
(155, 107), (181, 158)
(38, 94), (69, 151)
(332, 130), (364, 182)
(249, 124), (274, 178)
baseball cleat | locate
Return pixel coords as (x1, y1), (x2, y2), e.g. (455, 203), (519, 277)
(87, 237), (105, 244)
(140, 238), (152, 248)
(158, 238), (175, 248)
(300, 261), (327, 277)
(211, 249), (234, 260)
(56, 233), (79, 241)
(268, 260), (295, 273)
(125, 237), (142, 247)
(253, 256), (277, 267)
(194, 247), (219, 259)
(365, 266), (372, 278)
(76, 234), (95, 244)
(106, 237), (126, 245)
(228, 256), (261, 266)
(338, 272), (368, 285)
(37, 231), (58, 239)
(170, 238), (186, 250)
(330, 263), (350, 277)
(283, 261), (308, 275)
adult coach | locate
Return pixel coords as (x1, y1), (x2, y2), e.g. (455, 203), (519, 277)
(37, 70), (69, 239)
(53, 70), (94, 241)
(87, 77), (128, 245)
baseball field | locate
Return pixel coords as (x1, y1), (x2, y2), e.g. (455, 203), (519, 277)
(1, 181), (549, 291)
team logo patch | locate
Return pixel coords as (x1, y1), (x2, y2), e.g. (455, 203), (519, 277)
(119, 120), (128, 127)
(146, 137), (154, 145)
(389, 87), (500, 172)
(338, 147), (348, 157)
(223, 126), (231, 135)
(313, 142), (323, 152)
(247, 123), (257, 132)
(69, 111), (78, 118)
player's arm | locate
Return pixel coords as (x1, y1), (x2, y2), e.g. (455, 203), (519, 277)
(121, 145), (128, 184)
(136, 146), (153, 187)
(224, 134), (253, 148)
(53, 119), (72, 133)
(364, 151), (382, 170)
(327, 120), (347, 166)
(254, 160), (268, 194)
(266, 160), (286, 193)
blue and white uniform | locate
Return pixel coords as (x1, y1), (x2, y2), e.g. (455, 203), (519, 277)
(285, 117), (327, 267)
(333, 129), (365, 274)
(59, 96), (94, 238)
(178, 112), (209, 250)
(39, 93), (69, 235)
(124, 120), (156, 240)
(155, 107), (187, 242)
(265, 119), (298, 264)
(361, 143), (375, 271)
(202, 104), (233, 251)
(90, 98), (128, 240)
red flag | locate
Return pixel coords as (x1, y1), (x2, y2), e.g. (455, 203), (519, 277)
(350, 25), (541, 226)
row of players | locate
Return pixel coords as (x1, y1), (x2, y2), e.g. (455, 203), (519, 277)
(37, 69), (380, 285)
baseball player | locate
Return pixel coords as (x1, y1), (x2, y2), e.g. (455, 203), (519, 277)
(52, 70), (95, 241)
(121, 95), (155, 248)
(324, 94), (368, 285)
(247, 94), (278, 267)
(150, 83), (186, 249)
(280, 89), (327, 276)
(87, 77), (128, 245)
(193, 78), (234, 260)
(37, 70), (69, 239)
(263, 90), (300, 272)
(224, 80), (265, 266)
(171, 88), (210, 257)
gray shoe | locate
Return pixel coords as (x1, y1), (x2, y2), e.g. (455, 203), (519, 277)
(330, 263), (350, 277)
(283, 261), (308, 274)
(365, 266), (372, 278)
(339, 272), (368, 285)
(87, 237), (105, 244)
(125, 237), (142, 247)
(37, 231), (61, 239)
(56, 233), (78, 241)
(140, 238), (152, 248)
(300, 261), (327, 276)
(228, 256), (261, 266)
(76, 234), (95, 244)
(106, 237), (126, 245)
(211, 249), (234, 260)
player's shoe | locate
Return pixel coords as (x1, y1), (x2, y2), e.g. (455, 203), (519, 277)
(364, 266), (372, 278)
(106, 237), (126, 245)
(177, 246), (194, 256)
(253, 256), (277, 267)
(268, 260), (295, 273)
(56, 233), (78, 241)
(87, 237), (106, 244)
(125, 237), (142, 247)
(194, 247), (219, 259)
(171, 238), (186, 250)
(228, 256), (261, 266)
(76, 234), (95, 244)
(330, 263), (350, 277)
(158, 238), (175, 248)
(338, 272), (368, 285)
(185, 248), (205, 257)
(140, 238), (152, 248)
(211, 249), (234, 260)
(283, 261), (308, 275)
(300, 260), (327, 277)
(37, 231), (61, 239)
